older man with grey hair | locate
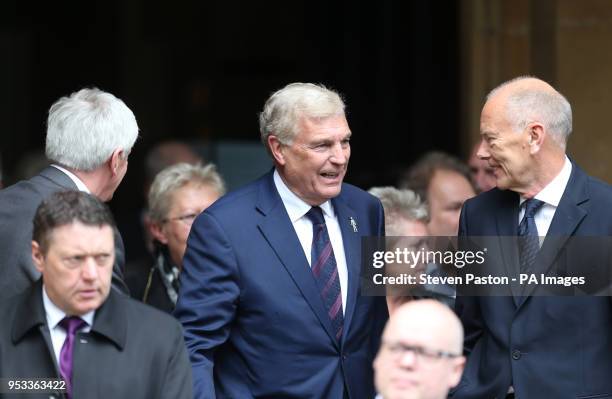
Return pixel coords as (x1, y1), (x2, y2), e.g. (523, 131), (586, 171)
(454, 76), (612, 398)
(368, 187), (429, 236)
(175, 82), (387, 399)
(369, 187), (454, 311)
(0, 88), (139, 299)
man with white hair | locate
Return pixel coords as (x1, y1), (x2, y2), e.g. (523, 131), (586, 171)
(454, 76), (612, 398)
(0, 88), (139, 299)
(374, 299), (465, 399)
(175, 82), (387, 398)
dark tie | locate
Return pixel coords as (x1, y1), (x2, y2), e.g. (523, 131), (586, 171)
(305, 206), (344, 342)
(518, 198), (545, 273)
(59, 316), (87, 399)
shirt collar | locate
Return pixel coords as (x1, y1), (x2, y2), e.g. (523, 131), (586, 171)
(520, 156), (572, 207)
(273, 169), (335, 222)
(42, 284), (95, 328)
(51, 164), (91, 193)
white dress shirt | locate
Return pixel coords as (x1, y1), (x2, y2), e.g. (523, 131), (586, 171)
(509, 156), (571, 394)
(518, 156), (572, 240)
(273, 170), (348, 313)
(42, 286), (94, 368)
(50, 164), (91, 193)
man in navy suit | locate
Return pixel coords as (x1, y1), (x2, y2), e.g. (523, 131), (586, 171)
(174, 83), (387, 398)
(453, 76), (612, 398)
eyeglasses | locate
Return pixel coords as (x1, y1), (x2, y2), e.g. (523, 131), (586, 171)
(162, 213), (199, 225)
(382, 341), (462, 362)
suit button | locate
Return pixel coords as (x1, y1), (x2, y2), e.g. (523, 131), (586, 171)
(342, 355), (347, 361)
(511, 349), (521, 360)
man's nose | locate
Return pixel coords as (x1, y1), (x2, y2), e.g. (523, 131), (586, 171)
(477, 140), (490, 159)
(330, 143), (348, 164)
(81, 258), (98, 280)
(398, 349), (418, 368)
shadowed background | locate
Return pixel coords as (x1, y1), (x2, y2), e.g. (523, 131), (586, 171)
(2, 0), (612, 252)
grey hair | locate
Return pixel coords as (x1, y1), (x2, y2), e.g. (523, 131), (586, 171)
(258, 83), (345, 147)
(487, 76), (572, 148)
(46, 88), (139, 171)
(148, 162), (226, 223)
(368, 186), (429, 236)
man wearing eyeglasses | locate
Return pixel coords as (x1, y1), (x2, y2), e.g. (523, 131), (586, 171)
(374, 299), (465, 399)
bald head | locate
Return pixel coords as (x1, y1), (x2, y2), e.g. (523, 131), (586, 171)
(487, 76), (556, 99)
(384, 300), (463, 354)
(478, 76), (571, 196)
(374, 300), (465, 399)
(486, 76), (572, 149)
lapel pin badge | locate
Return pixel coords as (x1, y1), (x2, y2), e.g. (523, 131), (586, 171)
(349, 217), (358, 233)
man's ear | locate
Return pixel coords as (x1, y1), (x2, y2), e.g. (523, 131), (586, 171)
(448, 356), (466, 388)
(109, 148), (125, 176)
(527, 122), (545, 154)
(149, 221), (169, 245)
(267, 135), (286, 166)
(32, 241), (45, 273)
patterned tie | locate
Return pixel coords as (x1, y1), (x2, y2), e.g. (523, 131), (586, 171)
(306, 206), (344, 342)
(59, 316), (87, 399)
(518, 198), (545, 273)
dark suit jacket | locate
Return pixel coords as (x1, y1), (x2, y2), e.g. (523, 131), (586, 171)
(0, 166), (129, 298)
(174, 170), (388, 399)
(453, 164), (612, 399)
(0, 280), (191, 399)
(125, 254), (176, 314)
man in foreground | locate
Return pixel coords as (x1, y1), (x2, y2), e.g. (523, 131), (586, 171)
(374, 299), (465, 399)
(454, 76), (612, 398)
(175, 82), (387, 398)
(0, 191), (191, 399)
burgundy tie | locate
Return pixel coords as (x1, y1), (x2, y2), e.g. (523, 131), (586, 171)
(306, 206), (344, 342)
(59, 316), (87, 399)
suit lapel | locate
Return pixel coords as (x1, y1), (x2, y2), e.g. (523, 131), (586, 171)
(89, 290), (127, 350)
(255, 172), (339, 347)
(519, 164), (588, 302)
(12, 280), (62, 378)
(72, 290), (127, 399)
(331, 196), (360, 345)
(494, 190), (522, 304)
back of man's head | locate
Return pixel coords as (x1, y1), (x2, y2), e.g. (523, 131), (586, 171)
(374, 299), (465, 399)
(46, 88), (139, 171)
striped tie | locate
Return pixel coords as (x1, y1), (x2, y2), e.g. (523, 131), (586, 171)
(306, 206), (344, 342)
(518, 198), (544, 273)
